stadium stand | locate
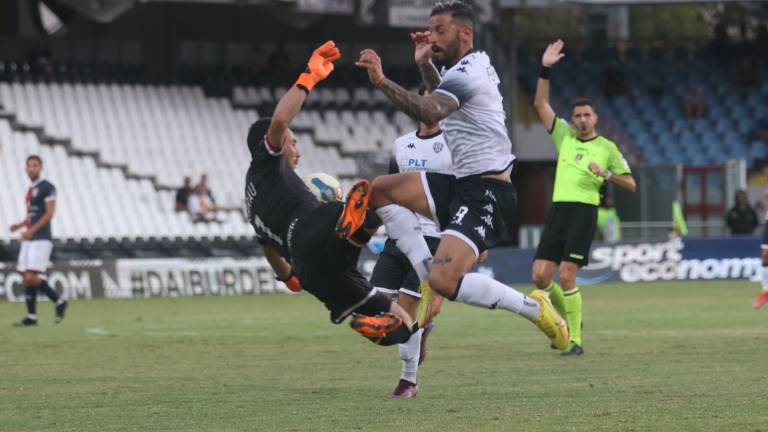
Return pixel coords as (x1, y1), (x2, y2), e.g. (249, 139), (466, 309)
(0, 82), (368, 247)
(0, 116), (252, 241)
(516, 46), (768, 168)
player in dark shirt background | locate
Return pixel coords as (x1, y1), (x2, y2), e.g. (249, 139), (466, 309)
(245, 41), (416, 345)
(10, 155), (68, 326)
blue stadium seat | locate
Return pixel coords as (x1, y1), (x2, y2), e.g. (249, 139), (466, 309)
(729, 105), (748, 120)
(671, 118), (689, 133)
(657, 131), (675, 146)
(690, 120), (710, 135)
(736, 118), (754, 135)
(680, 131), (698, 147)
(714, 119), (731, 134)
(750, 141), (768, 157)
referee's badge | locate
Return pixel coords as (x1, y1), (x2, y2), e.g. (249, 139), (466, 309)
(433, 141), (443, 153)
(575, 154), (583, 162)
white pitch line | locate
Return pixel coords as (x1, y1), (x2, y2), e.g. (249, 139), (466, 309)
(84, 327), (113, 336)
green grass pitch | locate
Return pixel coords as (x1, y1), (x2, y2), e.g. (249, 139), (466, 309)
(1, 280), (767, 431)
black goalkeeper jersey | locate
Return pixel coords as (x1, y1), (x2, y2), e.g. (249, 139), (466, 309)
(245, 136), (320, 260)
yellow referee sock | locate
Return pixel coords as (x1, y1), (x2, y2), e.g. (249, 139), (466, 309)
(545, 281), (566, 318)
(563, 288), (582, 346)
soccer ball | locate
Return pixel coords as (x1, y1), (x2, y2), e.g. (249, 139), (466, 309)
(304, 172), (343, 203)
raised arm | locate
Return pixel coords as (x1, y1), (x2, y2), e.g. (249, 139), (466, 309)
(356, 49), (458, 125)
(411, 31), (441, 92)
(267, 41), (341, 150)
(533, 39), (566, 132)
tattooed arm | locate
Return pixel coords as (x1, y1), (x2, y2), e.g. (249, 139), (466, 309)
(412, 31), (441, 91)
(379, 78), (457, 124)
(356, 49), (458, 124)
(417, 62), (442, 92)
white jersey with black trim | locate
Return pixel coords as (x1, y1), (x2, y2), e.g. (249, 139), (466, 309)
(434, 50), (515, 179)
(391, 129), (453, 238)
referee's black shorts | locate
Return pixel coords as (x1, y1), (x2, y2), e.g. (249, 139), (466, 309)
(370, 236), (441, 298)
(289, 202), (390, 324)
(534, 202), (598, 267)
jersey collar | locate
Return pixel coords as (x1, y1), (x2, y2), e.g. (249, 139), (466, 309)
(415, 129), (443, 140)
(30, 178), (45, 187)
(577, 135), (600, 143)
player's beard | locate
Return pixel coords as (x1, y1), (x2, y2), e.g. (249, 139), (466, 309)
(441, 37), (462, 67)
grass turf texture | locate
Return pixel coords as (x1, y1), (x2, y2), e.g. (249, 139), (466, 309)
(1, 280), (767, 431)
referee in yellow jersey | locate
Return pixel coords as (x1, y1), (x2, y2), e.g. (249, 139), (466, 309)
(531, 40), (637, 355)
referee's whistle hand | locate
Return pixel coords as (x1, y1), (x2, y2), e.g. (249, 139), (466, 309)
(588, 162), (606, 177)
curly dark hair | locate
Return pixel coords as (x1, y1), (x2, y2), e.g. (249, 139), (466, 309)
(430, 1), (476, 27)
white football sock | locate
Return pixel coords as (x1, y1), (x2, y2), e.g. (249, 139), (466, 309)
(454, 273), (540, 320)
(762, 266), (768, 292)
(376, 204), (432, 281)
(399, 328), (422, 384)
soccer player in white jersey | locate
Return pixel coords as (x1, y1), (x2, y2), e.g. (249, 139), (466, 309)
(753, 186), (768, 309)
(350, 0), (569, 351)
(369, 88), (453, 398)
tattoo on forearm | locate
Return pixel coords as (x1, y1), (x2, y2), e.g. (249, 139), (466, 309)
(433, 256), (453, 266)
(418, 62), (441, 92)
(379, 78), (452, 125)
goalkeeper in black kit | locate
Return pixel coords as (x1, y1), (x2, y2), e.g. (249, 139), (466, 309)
(245, 41), (415, 345)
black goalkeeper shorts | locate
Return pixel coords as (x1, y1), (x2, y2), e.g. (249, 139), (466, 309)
(289, 202), (390, 324)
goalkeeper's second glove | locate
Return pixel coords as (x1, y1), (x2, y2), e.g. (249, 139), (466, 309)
(277, 271), (303, 293)
(295, 40), (341, 93)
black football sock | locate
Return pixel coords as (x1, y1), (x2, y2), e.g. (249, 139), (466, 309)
(38, 280), (62, 304)
(24, 286), (37, 319)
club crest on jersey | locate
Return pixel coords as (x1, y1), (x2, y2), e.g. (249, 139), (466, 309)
(31, 188), (39, 197)
(433, 141), (443, 153)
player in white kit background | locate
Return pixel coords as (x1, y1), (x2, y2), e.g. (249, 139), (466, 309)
(370, 88), (453, 398)
(353, 0), (569, 354)
(10, 155), (68, 326)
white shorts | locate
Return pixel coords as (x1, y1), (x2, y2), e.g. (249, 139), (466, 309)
(16, 240), (54, 273)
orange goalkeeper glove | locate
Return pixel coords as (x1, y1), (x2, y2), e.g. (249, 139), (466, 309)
(277, 271), (303, 293)
(295, 40), (341, 93)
